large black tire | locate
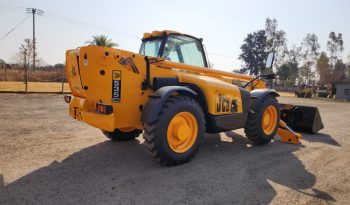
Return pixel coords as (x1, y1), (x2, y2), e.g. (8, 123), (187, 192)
(143, 96), (205, 166)
(245, 95), (280, 145)
(102, 129), (142, 141)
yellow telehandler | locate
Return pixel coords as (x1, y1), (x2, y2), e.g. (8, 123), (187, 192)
(65, 30), (323, 165)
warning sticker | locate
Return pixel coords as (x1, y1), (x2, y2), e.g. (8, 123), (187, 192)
(112, 70), (121, 102)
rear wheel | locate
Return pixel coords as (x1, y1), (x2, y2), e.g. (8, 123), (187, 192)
(245, 95), (280, 145)
(143, 96), (205, 166)
(102, 128), (142, 141)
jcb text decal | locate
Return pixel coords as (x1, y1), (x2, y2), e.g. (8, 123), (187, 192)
(112, 70), (121, 103)
(216, 92), (230, 113)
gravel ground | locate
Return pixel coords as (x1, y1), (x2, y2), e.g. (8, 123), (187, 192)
(0, 93), (349, 205)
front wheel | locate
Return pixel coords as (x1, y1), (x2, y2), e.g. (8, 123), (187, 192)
(143, 96), (205, 166)
(102, 128), (142, 141)
(245, 95), (280, 145)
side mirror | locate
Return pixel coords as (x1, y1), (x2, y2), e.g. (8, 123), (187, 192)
(266, 52), (275, 68)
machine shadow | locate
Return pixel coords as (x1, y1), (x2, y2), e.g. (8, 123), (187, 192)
(3, 132), (335, 204)
(301, 132), (341, 147)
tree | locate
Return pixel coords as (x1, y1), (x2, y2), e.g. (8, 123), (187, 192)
(85, 35), (118, 47)
(347, 55), (350, 80)
(239, 30), (268, 76)
(0, 59), (8, 81)
(316, 52), (330, 88)
(333, 60), (347, 81)
(19, 38), (34, 68)
(287, 45), (302, 84)
(54, 63), (65, 69)
(265, 18), (288, 67)
(300, 33), (320, 85)
(17, 38), (34, 86)
(276, 63), (291, 86)
(327, 32), (344, 67)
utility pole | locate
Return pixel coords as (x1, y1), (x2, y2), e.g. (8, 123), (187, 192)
(26, 8), (43, 71)
(21, 44), (28, 93)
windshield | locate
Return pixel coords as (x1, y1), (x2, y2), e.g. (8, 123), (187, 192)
(139, 34), (207, 68)
(162, 35), (206, 67)
(139, 38), (162, 57)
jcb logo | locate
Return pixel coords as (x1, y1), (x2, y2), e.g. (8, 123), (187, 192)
(112, 70), (122, 103)
(113, 71), (121, 80)
(216, 92), (230, 113)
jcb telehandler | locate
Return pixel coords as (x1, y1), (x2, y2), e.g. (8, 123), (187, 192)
(65, 30), (323, 165)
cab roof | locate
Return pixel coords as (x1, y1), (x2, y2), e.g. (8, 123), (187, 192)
(142, 30), (201, 41)
(143, 30), (180, 39)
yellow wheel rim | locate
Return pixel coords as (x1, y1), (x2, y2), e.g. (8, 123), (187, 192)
(167, 112), (198, 153)
(262, 105), (278, 135)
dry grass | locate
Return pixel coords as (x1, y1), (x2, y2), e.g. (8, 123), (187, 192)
(1, 81), (294, 96)
(277, 91), (295, 97)
(1, 68), (65, 82)
(0, 81), (71, 93)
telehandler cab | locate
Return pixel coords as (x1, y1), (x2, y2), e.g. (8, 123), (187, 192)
(65, 30), (323, 165)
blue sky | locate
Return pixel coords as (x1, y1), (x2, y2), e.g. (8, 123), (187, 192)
(1, 0), (350, 72)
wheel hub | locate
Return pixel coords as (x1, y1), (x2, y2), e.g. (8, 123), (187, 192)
(262, 105), (278, 135)
(173, 122), (190, 142)
(167, 112), (198, 153)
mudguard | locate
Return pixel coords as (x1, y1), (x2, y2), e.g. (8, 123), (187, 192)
(141, 86), (197, 124)
(250, 88), (280, 100)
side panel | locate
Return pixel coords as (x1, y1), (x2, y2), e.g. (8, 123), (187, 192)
(179, 73), (244, 115)
(66, 50), (84, 97)
(206, 88), (251, 133)
(67, 46), (153, 129)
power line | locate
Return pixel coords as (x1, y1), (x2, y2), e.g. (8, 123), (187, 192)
(42, 12), (236, 58)
(1, 5), (237, 61)
(0, 4), (26, 9)
(0, 8), (25, 13)
(0, 4), (26, 12)
(0, 14), (31, 41)
(44, 11), (140, 40)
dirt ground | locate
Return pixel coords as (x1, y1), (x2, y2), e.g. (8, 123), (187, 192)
(0, 94), (349, 205)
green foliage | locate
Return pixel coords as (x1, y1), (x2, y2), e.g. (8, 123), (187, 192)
(85, 35), (118, 47)
(333, 60), (347, 81)
(316, 52), (330, 87)
(265, 18), (288, 67)
(238, 18), (288, 77)
(327, 32), (344, 66)
(239, 30), (268, 76)
(277, 63), (291, 83)
(299, 33), (320, 85)
(54, 63), (65, 69)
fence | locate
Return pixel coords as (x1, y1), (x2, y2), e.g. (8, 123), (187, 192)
(0, 68), (70, 93)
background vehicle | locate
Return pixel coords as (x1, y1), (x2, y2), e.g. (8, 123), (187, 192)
(295, 85), (315, 98)
(65, 30), (323, 165)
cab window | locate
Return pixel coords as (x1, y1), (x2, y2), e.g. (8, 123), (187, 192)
(162, 35), (206, 67)
(140, 39), (162, 57)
